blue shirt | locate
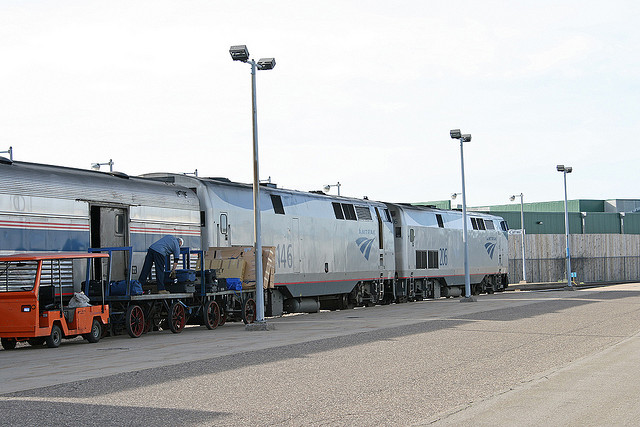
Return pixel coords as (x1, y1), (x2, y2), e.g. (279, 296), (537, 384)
(150, 235), (181, 259)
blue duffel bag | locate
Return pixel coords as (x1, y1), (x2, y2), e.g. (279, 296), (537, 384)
(109, 279), (143, 296)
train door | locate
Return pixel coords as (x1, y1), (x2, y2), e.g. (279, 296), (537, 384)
(218, 212), (230, 246)
(90, 206), (128, 281)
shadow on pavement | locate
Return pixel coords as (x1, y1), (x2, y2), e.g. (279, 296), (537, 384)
(0, 400), (225, 426)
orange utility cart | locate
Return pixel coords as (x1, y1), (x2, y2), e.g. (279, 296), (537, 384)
(0, 252), (110, 349)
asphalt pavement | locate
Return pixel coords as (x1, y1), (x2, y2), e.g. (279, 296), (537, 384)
(2, 283), (640, 426)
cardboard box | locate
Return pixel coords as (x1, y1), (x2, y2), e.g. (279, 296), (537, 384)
(204, 258), (246, 279)
(204, 246), (275, 289)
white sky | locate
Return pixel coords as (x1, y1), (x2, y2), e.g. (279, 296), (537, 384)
(1, 1), (639, 206)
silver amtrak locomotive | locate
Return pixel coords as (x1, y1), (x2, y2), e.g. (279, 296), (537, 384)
(386, 203), (509, 301)
(143, 173), (397, 314)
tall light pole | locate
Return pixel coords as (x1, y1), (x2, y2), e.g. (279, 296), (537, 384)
(450, 129), (475, 302)
(557, 165), (574, 289)
(510, 193), (527, 283)
(230, 45), (276, 325)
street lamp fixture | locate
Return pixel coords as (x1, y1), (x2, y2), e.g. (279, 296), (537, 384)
(450, 129), (475, 302)
(0, 146), (13, 161)
(230, 44), (276, 326)
(509, 193), (527, 283)
(556, 164), (574, 289)
(91, 159), (114, 172)
(324, 182), (342, 196)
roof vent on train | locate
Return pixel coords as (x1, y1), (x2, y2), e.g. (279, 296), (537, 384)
(0, 156), (13, 165)
(108, 171), (130, 179)
(208, 177), (232, 182)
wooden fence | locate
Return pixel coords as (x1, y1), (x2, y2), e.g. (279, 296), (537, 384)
(507, 234), (640, 283)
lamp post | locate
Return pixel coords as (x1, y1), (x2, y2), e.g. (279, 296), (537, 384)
(450, 129), (475, 302)
(230, 45), (276, 325)
(510, 193), (527, 283)
(557, 165), (574, 289)
(324, 182), (342, 196)
(91, 159), (114, 172)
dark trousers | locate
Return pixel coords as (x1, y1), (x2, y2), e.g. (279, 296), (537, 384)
(139, 249), (167, 290)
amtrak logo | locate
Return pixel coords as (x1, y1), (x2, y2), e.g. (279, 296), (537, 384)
(356, 237), (375, 260)
(484, 242), (496, 259)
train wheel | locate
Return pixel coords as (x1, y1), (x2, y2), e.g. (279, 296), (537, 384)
(125, 305), (145, 338)
(84, 319), (102, 343)
(1, 338), (17, 350)
(45, 324), (62, 348)
(168, 302), (186, 333)
(242, 298), (257, 324)
(204, 300), (220, 330)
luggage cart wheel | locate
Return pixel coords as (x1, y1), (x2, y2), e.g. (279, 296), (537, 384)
(242, 298), (257, 325)
(203, 300), (220, 330)
(125, 305), (145, 338)
(168, 301), (186, 333)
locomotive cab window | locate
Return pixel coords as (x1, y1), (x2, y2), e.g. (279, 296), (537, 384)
(436, 214), (444, 228)
(332, 202), (344, 220)
(478, 218), (486, 230)
(485, 220), (495, 230)
(342, 203), (357, 221)
(471, 218), (478, 230)
(271, 195), (285, 215)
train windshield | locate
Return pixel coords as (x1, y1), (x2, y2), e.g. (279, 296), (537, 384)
(0, 261), (39, 292)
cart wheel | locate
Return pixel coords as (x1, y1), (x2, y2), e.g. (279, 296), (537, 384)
(125, 305), (145, 338)
(45, 324), (62, 348)
(218, 302), (227, 326)
(203, 300), (220, 330)
(242, 298), (257, 324)
(27, 337), (46, 346)
(1, 338), (17, 350)
(84, 319), (102, 343)
(168, 302), (186, 333)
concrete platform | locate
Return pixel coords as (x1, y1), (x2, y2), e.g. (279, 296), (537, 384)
(1, 283), (640, 425)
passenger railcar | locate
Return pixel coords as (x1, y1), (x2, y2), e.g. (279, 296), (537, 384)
(0, 159), (201, 292)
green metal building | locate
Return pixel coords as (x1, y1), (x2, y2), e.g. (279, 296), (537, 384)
(416, 199), (640, 235)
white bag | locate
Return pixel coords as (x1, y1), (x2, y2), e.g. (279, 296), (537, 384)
(68, 291), (91, 308)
